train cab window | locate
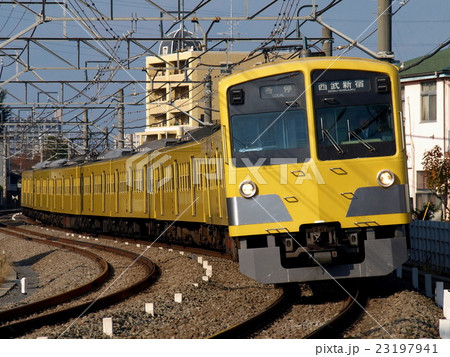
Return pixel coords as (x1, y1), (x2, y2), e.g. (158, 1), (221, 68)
(312, 69), (396, 161)
(228, 72), (309, 167)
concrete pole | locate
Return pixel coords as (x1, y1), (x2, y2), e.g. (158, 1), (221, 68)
(83, 109), (89, 156)
(104, 127), (109, 151)
(377, 0), (393, 59)
(204, 74), (212, 124)
(2, 129), (6, 208)
(321, 27), (332, 56)
(117, 89), (124, 149)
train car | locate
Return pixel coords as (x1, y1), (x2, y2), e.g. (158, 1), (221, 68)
(21, 56), (410, 284)
(219, 57), (410, 283)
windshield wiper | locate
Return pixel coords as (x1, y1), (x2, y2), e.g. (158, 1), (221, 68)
(322, 129), (343, 154)
(348, 130), (376, 152)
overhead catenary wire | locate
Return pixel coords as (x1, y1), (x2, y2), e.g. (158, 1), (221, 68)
(1, 0), (439, 158)
(0, 1), (340, 157)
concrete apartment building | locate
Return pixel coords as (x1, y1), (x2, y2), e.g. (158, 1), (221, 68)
(136, 28), (271, 144)
(401, 47), (450, 214)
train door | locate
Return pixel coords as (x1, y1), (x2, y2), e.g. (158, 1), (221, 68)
(173, 161), (179, 216)
(152, 166), (158, 218)
(216, 149), (224, 219)
(159, 165), (164, 216)
(80, 174), (84, 212)
(115, 169), (119, 213)
(190, 156), (196, 217)
(102, 171), (106, 213)
(70, 175), (74, 212)
(128, 167), (133, 213)
(90, 172), (94, 212)
(143, 164), (148, 214)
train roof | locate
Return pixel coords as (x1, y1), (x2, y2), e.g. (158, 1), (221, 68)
(179, 124), (220, 142)
(96, 148), (134, 160)
(29, 125), (221, 171)
(136, 138), (178, 152)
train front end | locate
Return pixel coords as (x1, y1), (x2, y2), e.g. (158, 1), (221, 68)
(219, 58), (410, 284)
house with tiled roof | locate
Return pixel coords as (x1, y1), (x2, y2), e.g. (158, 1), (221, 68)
(400, 47), (450, 216)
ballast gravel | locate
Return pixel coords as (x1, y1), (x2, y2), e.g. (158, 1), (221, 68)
(0, 225), (445, 339)
(343, 275), (444, 339)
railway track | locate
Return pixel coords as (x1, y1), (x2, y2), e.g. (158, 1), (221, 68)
(0, 225), (160, 338)
(0, 226), (110, 323)
(1, 214), (367, 339)
(208, 284), (296, 338)
(209, 283), (367, 339)
(304, 286), (367, 338)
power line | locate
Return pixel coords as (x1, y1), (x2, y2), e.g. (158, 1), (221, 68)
(400, 37), (450, 72)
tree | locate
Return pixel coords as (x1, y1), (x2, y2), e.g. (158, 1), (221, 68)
(421, 145), (450, 220)
(413, 202), (436, 220)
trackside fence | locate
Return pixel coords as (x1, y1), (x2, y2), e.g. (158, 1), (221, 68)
(409, 220), (450, 274)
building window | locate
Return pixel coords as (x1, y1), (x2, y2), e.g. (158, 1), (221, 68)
(416, 170), (428, 190)
(175, 113), (189, 125)
(415, 170), (441, 211)
(421, 81), (436, 122)
(415, 192), (440, 210)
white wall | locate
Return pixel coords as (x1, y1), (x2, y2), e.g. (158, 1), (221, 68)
(403, 76), (450, 211)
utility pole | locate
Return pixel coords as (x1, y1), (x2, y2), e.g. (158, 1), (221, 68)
(83, 109), (89, 156)
(204, 74), (212, 124)
(104, 127), (110, 152)
(322, 27), (333, 56)
(117, 89), (124, 149)
(377, 0), (393, 60)
(2, 129), (7, 208)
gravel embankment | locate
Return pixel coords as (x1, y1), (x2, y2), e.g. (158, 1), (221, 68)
(1, 226), (281, 338)
(344, 275), (443, 338)
(1, 225), (444, 339)
(0, 250), (8, 284)
(255, 282), (350, 338)
(255, 275), (443, 339)
(0, 232), (101, 308)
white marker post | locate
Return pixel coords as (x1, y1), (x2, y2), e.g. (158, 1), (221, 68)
(174, 293), (182, 303)
(20, 277), (27, 294)
(440, 290), (450, 339)
(145, 303), (154, 316)
(103, 317), (113, 337)
(444, 290), (450, 319)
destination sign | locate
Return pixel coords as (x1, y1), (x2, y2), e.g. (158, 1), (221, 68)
(314, 78), (370, 94)
(260, 83), (297, 99)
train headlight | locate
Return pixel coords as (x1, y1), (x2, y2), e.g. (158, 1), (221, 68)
(377, 169), (395, 188)
(239, 180), (257, 198)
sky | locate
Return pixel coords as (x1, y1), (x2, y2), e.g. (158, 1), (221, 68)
(0, 0), (449, 146)
(106, 0), (450, 62)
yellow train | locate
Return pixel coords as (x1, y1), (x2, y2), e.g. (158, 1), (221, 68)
(22, 57), (410, 283)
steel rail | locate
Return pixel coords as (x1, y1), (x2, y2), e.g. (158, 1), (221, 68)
(0, 226), (110, 323)
(0, 225), (160, 338)
(207, 284), (296, 339)
(303, 287), (367, 339)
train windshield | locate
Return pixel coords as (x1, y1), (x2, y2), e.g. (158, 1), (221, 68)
(228, 72), (310, 167)
(312, 69), (396, 161)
